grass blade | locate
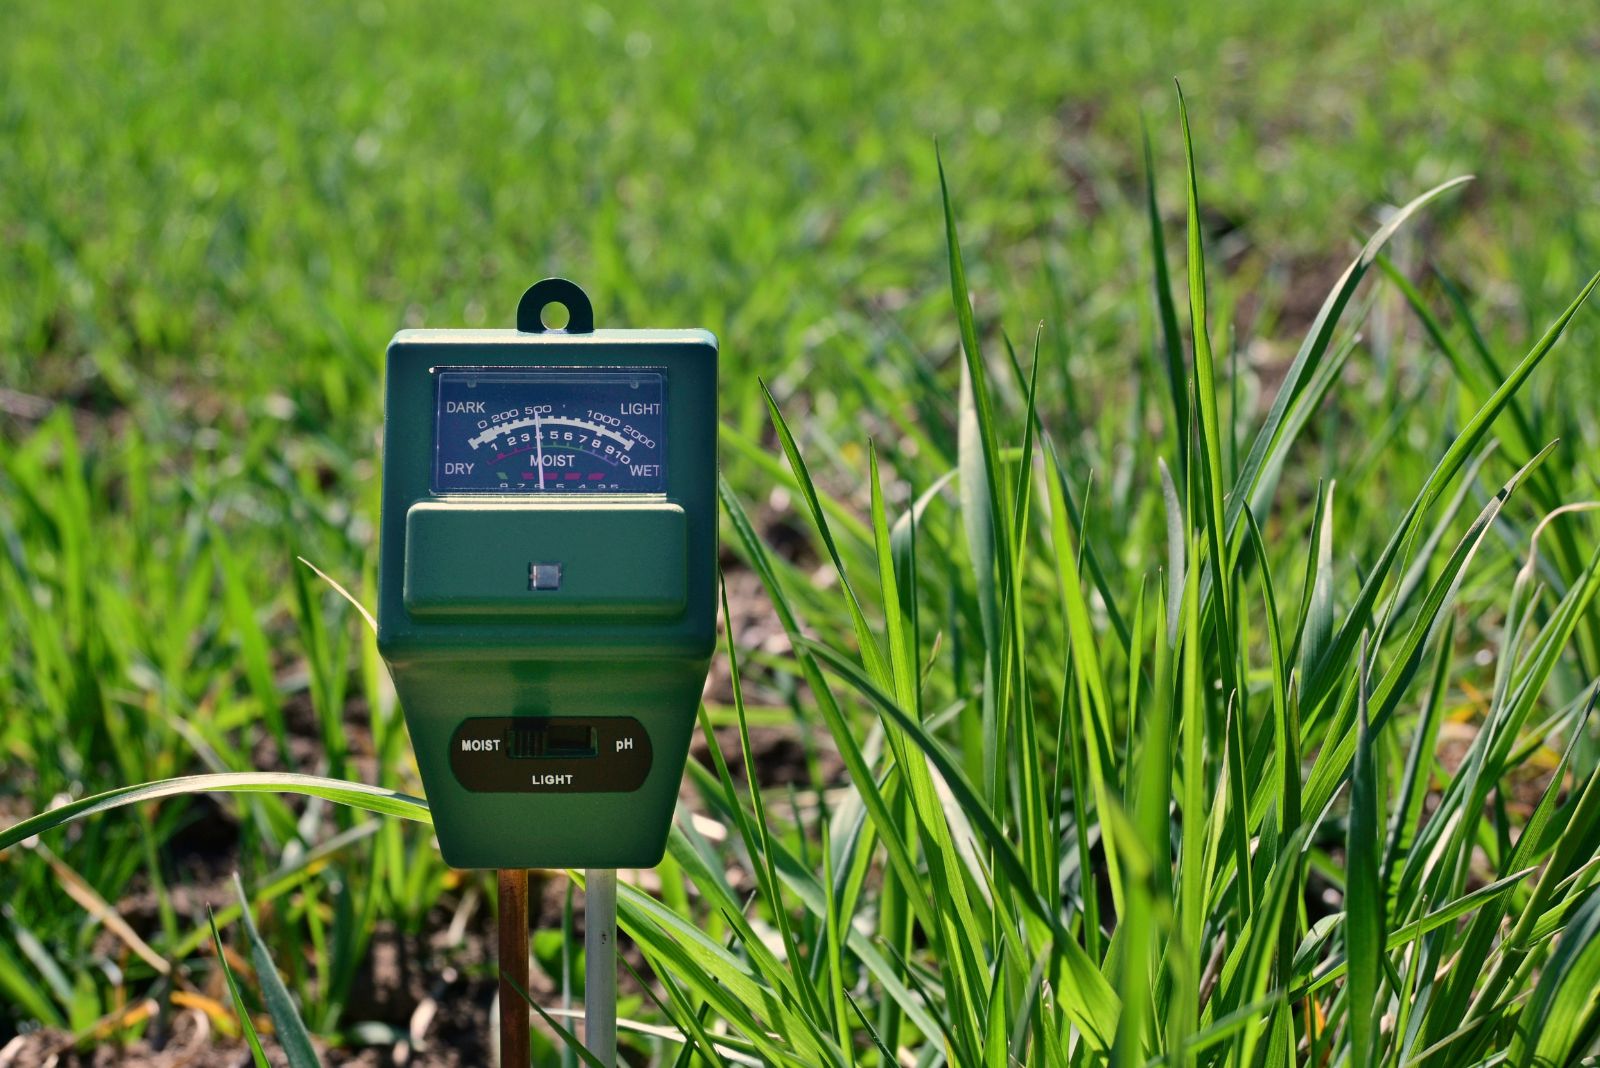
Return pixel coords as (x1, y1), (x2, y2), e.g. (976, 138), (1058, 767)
(1177, 82), (1236, 686)
(209, 909), (273, 1068)
(1509, 888), (1600, 1066)
(1226, 176), (1475, 535)
(0, 772), (431, 852)
(1143, 116), (1189, 480)
(798, 636), (1122, 1050)
(232, 873), (321, 1067)
(1347, 637), (1385, 1066)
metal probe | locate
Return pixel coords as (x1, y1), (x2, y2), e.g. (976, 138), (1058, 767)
(585, 868), (618, 1067)
(497, 869), (530, 1067)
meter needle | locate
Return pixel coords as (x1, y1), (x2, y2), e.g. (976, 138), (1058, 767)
(534, 414), (546, 490)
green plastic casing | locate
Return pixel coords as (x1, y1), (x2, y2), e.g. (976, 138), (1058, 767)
(376, 308), (717, 870)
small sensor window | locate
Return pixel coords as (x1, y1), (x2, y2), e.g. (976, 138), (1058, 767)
(528, 563), (563, 591)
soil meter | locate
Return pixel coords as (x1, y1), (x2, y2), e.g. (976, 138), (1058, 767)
(376, 278), (717, 871)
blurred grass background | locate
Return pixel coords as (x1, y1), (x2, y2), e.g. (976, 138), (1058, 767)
(6, 0), (1598, 415)
(3, 0), (1600, 1058)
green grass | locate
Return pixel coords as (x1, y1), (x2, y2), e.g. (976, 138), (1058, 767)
(6, 0), (1600, 1063)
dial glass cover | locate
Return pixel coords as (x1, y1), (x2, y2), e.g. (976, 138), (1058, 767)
(433, 368), (666, 494)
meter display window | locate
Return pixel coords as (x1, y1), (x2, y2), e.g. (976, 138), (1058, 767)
(432, 369), (666, 494)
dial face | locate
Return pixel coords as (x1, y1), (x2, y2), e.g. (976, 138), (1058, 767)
(433, 369), (666, 494)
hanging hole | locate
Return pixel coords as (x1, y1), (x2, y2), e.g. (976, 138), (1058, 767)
(517, 278), (594, 333)
(540, 302), (570, 330)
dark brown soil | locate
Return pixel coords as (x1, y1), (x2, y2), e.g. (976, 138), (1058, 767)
(1, 1013), (254, 1068)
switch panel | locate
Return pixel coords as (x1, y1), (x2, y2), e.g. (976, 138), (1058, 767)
(449, 716), (652, 793)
